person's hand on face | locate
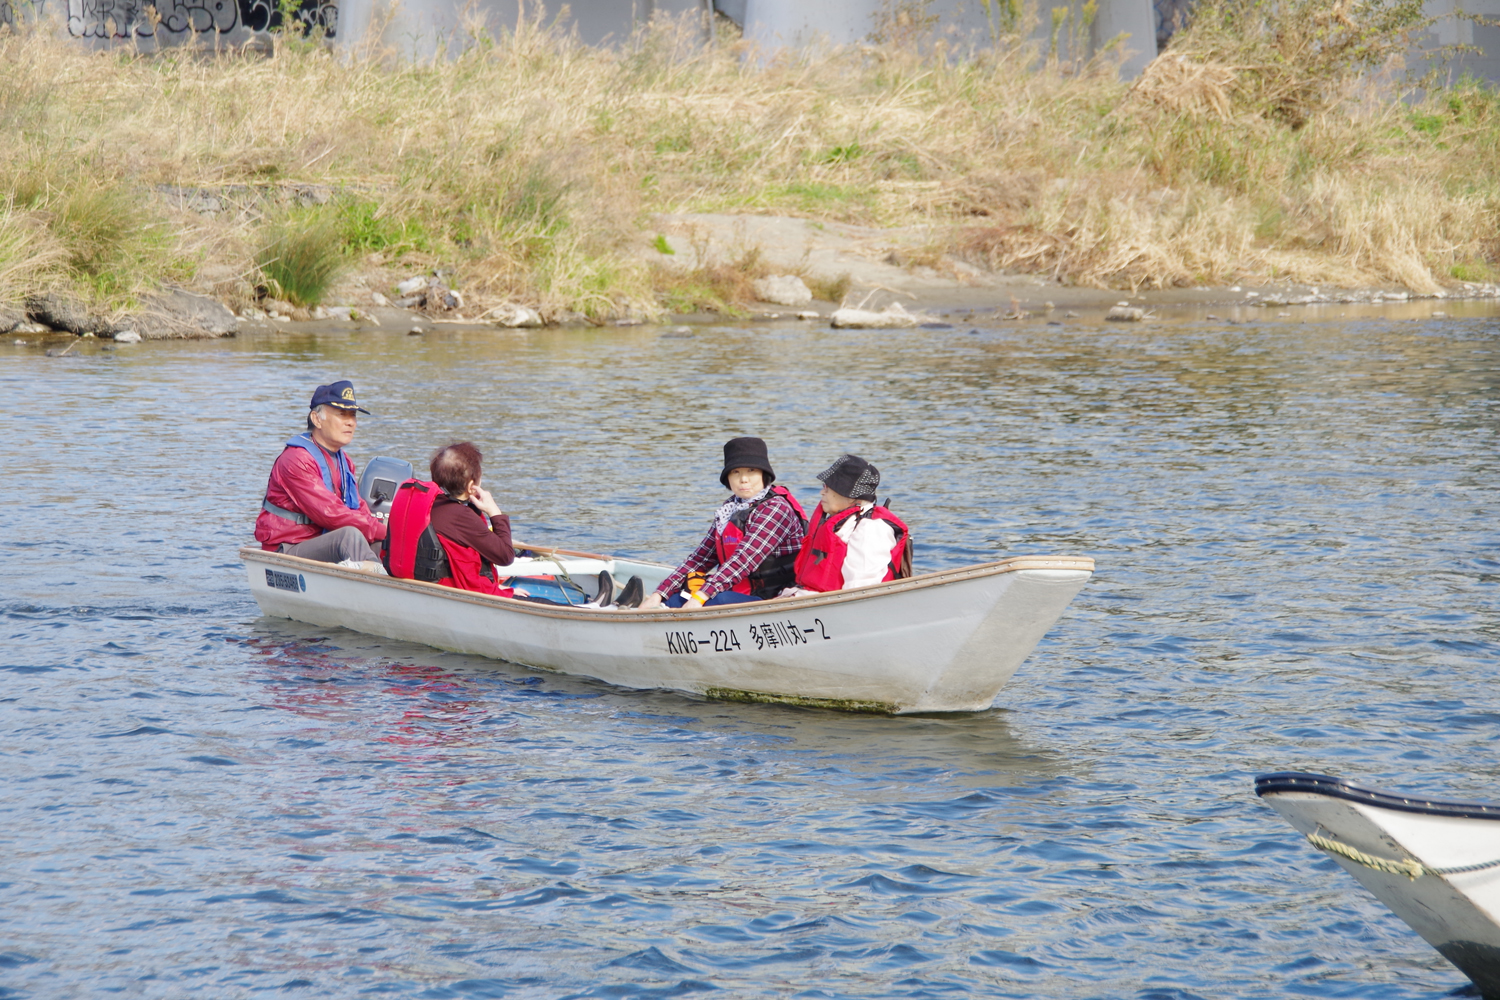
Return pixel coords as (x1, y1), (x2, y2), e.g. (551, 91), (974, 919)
(469, 481), (502, 518)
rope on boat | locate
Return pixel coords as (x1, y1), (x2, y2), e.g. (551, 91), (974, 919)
(532, 546), (582, 606)
(1306, 828), (1500, 880)
(1306, 831), (1425, 879)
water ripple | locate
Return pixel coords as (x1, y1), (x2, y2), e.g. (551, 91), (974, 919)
(1, 317), (1497, 997)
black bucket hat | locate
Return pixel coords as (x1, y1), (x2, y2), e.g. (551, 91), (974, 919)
(720, 436), (776, 488)
(817, 454), (879, 501)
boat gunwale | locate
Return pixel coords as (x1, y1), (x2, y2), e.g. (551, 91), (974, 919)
(1255, 771), (1500, 822)
(510, 541), (621, 563)
(239, 545), (1095, 622)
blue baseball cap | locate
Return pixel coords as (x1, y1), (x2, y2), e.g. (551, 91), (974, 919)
(309, 380), (370, 414)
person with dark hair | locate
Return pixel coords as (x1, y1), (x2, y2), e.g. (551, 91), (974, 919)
(424, 442), (517, 595)
(634, 437), (807, 610)
(419, 442), (615, 606)
(784, 454), (912, 595)
(255, 380), (387, 571)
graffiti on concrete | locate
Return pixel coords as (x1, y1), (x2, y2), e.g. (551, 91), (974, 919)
(0, 0), (47, 30)
(237, 0), (336, 34)
(58, 0), (334, 40)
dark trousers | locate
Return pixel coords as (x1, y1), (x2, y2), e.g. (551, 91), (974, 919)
(663, 590), (762, 608)
(279, 525), (379, 563)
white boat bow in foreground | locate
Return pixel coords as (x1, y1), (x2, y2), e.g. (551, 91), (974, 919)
(1257, 771), (1500, 998)
(241, 544), (1093, 714)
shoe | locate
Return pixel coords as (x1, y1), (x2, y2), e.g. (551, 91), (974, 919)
(338, 559), (388, 576)
(592, 570), (615, 607)
(615, 575), (644, 609)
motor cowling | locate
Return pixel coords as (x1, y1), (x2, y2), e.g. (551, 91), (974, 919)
(359, 456), (415, 519)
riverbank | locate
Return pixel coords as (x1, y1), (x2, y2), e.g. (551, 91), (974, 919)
(13, 274), (1499, 354)
(4, 7), (1499, 325)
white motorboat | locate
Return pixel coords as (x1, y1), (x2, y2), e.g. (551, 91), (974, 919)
(240, 543), (1093, 714)
(1256, 772), (1500, 998)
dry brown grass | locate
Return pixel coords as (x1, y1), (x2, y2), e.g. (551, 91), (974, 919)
(652, 244), (771, 315)
(0, 3), (1496, 315)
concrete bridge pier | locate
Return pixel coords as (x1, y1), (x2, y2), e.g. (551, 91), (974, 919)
(739, 0), (1158, 77)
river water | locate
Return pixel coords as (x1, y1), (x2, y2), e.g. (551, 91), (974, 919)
(2, 309), (1497, 999)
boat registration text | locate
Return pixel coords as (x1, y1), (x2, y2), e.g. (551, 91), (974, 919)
(665, 618), (832, 655)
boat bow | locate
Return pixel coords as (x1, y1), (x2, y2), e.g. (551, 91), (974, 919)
(1257, 771), (1500, 997)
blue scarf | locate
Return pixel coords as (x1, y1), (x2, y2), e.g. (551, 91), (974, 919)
(284, 433), (361, 511)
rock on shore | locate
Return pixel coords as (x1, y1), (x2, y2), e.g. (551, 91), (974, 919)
(830, 302), (924, 329)
(25, 289), (239, 340)
(136, 288), (240, 338)
(25, 294), (116, 337)
(0, 304), (27, 334)
(752, 275), (813, 306)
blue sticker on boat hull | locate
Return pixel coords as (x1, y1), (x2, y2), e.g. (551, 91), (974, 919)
(266, 569), (306, 593)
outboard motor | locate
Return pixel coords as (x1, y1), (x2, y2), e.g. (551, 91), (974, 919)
(359, 456), (413, 518)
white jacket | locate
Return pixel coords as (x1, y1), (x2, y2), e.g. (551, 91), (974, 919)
(833, 502), (898, 589)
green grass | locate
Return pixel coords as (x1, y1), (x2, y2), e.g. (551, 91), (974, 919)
(335, 198), (431, 257)
(50, 182), (189, 297)
(757, 182), (878, 219)
(1409, 113), (1444, 137)
(821, 143), (864, 164)
(650, 246), (766, 315)
(654, 134), (693, 154)
(655, 275), (742, 315)
(499, 163), (572, 246)
(1450, 261), (1497, 282)
(255, 214), (346, 306)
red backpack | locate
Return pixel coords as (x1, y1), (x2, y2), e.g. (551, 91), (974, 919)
(382, 479), (450, 582)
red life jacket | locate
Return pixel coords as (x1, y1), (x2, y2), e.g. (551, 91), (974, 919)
(793, 503), (911, 593)
(434, 534), (507, 596)
(711, 485), (809, 598)
(384, 480), (448, 581)
(384, 480), (511, 596)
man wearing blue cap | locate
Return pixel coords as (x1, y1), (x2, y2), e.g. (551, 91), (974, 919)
(254, 380), (388, 570)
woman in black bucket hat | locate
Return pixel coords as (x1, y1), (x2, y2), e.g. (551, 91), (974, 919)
(632, 437), (809, 610)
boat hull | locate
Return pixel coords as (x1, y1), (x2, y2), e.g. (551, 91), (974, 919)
(1257, 772), (1500, 998)
(241, 546), (1092, 714)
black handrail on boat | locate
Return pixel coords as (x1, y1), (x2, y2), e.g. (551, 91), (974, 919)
(1255, 771), (1500, 821)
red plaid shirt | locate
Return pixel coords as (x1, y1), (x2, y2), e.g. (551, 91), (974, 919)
(656, 492), (806, 600)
